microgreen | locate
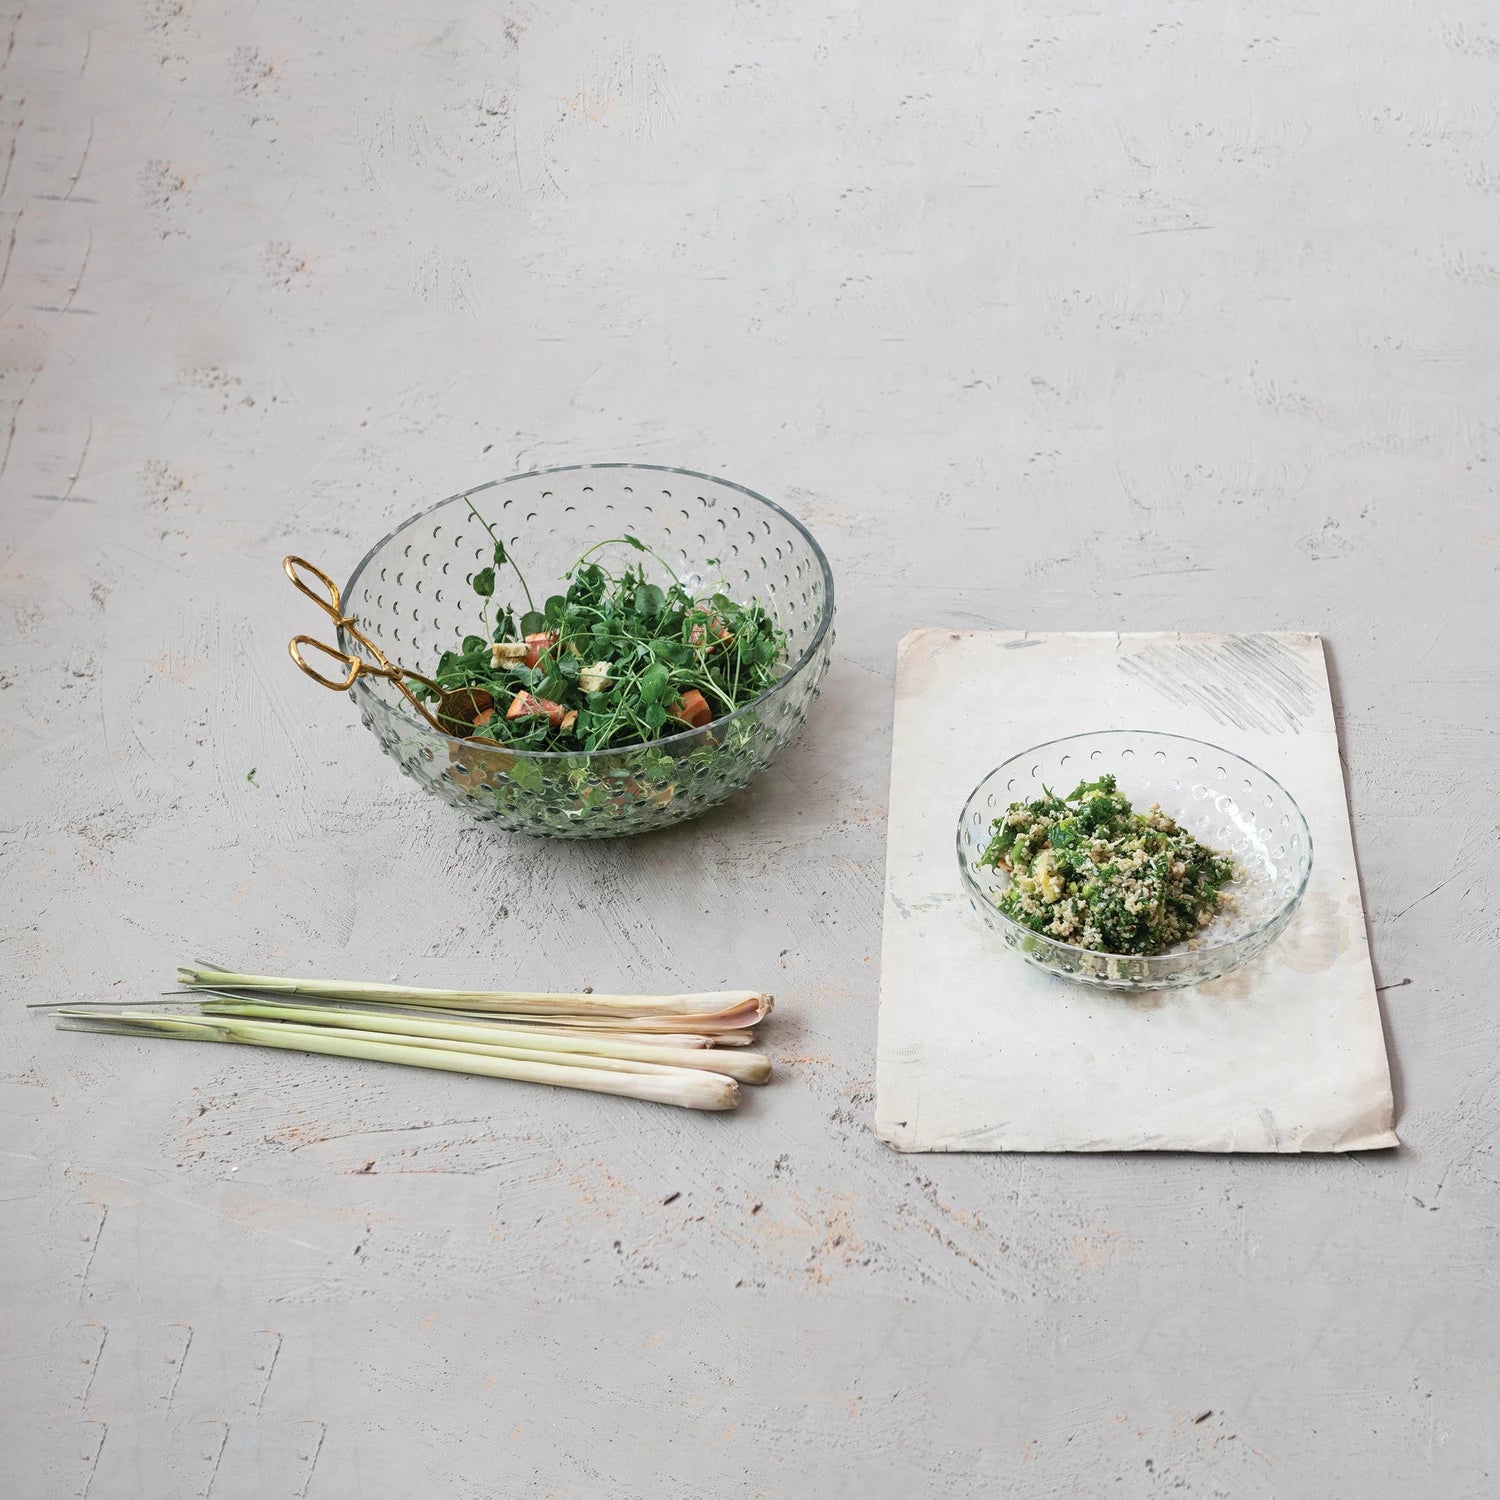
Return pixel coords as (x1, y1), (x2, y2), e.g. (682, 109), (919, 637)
(465, 496), (535, 613)
(416, 532), (788, 752)
(978, 774), (1239, 956)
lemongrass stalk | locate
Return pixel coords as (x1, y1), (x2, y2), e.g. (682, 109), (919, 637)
(445, 1019), (756, 1047)
(183, 987), (757, 1042)
(57, 1011), (739, 1111)
(477, 1026), (717, 1050)
(200, 1000), (772, 1085)
(299, 1008), (758, 1040)
(177, 964), (773, 1023)
(415, 1012), (759, 1040)
(269, 1023), (738, 1082)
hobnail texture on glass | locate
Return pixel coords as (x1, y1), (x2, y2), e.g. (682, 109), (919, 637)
(339, 464), (834, 838)
(956, 731), (1314, 991)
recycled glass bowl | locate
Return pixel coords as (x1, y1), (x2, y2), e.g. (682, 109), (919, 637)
(956, 731), (1313, 990)
(339, 464), (834, 838)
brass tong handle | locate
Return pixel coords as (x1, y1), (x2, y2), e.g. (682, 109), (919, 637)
(289, 633), (366, 691)
(283, 555), (349, 619)
(282, 553), (455, 735)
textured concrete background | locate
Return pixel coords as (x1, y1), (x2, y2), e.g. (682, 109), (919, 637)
(2, 2), (1496, 1496)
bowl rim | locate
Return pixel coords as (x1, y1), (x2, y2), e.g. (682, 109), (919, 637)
(955, 729), (1314, 966)
(338, 463), (836, 761)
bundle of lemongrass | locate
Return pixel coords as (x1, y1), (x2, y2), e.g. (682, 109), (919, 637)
(53, 964), (773, 1112)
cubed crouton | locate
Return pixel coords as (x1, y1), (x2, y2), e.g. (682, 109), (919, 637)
(578, 661), (613, 694)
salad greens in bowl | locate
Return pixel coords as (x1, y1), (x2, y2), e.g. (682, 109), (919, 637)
(957, 731), (1312, 990)
(339, 465), (834, 837)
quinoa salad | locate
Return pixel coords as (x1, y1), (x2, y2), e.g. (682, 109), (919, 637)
(977, 774), (1238, 956)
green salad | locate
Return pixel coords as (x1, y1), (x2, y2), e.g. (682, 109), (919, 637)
(419, 502), (787, 753)
(978, 774), (1238, 955)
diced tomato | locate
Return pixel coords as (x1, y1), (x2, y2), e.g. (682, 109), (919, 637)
(524, 631), (559, 668)
(670, 689), (712, 728)
(507, 691), (566, 727)
(688, 615), (733, 651)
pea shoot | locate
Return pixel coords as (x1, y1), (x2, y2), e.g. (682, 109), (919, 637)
(416, 511), (789, 753)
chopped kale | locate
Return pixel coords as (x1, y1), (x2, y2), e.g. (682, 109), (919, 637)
(978, 774), (1238, 956)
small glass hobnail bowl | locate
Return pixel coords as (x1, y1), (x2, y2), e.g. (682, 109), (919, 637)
(338, 464), (834, 838)
(956, 731), (1313, 990)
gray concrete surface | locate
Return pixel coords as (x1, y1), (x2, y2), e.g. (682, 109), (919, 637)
(2, 2), (1496, 1496)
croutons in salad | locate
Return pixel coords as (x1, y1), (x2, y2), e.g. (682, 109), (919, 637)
(418, 504), (786, 753)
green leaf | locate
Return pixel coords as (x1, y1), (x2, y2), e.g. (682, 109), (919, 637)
(638, 663), (670, 704)
(408, 528), (788, 757)
(508, 759), (543, 792)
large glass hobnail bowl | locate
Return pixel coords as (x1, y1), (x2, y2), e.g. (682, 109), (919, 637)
(956, 731), (1313, 990)
(338, 464), (834, 838)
